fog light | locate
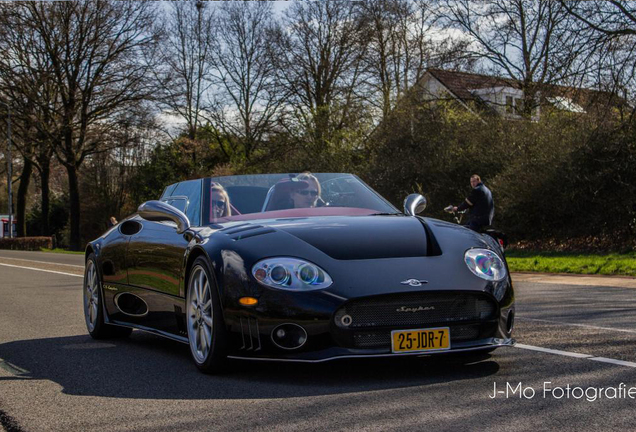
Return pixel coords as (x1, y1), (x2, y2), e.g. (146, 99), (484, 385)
(334, 309), (353, 328)
(271, 323), (307, 350)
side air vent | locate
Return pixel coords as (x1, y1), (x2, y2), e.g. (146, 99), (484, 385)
(120, 220), (142, 236)
(114, 293), (148, 317)
(239, 316), (262, 351)
(221, 224), (275, 241)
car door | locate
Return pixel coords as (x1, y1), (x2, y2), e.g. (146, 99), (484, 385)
(114, 179), (203, 334)
(127, 179), (202, 296)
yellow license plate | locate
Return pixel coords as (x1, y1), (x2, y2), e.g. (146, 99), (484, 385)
(391, 327), (451, 353)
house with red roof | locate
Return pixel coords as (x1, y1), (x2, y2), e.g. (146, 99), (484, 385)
(415, 68), (623, 120)
(0, 215), (16, 238)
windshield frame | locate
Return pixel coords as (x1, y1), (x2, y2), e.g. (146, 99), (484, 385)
(199, 173), (399, 224)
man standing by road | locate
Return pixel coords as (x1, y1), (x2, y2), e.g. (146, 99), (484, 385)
(453, 174), (494, 232)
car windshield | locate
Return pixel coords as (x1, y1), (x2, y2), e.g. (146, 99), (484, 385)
(206, 173), (398, 223)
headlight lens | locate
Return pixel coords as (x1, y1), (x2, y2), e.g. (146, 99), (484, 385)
(464, 248), (507, 281)
(252, 258), (333, 291)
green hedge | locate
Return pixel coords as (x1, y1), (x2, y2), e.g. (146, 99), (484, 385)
(366, 100), (636, 246)
(0, 236), (53, 251)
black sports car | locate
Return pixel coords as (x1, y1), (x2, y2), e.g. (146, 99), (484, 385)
(83, 173), (515, 373)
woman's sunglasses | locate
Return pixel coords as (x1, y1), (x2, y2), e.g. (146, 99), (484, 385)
(296, 190), (319, 197)
(212, 200), (226, 209)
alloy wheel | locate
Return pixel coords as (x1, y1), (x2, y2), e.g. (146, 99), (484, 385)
(83, 259), (99, 332)
(188, 265), (214, 364)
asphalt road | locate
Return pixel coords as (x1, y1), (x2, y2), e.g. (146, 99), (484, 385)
(2, 251), (636, 431)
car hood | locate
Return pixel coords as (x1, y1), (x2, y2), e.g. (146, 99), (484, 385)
(252, 216), (428, 260)
(196, 215), (506, 299)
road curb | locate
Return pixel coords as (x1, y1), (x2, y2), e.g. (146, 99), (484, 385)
(512, 272), (636, 288)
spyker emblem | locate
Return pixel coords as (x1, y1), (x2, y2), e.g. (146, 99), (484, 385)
(401, 279), (428, 287)
(396, 306), (435, 313)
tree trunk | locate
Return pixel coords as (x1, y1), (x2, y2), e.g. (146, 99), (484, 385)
(16, 158), (33, 237)
(40, 162), (50, 236)
(66, 164), (81, 251)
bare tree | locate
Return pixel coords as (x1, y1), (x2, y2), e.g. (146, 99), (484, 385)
(14, 1), (160, 250)
(270, 1), (368, 150)
(359, 0), (471, 119)
(562, 1), (636, 108)
(0, 2), (58, 236)
(81, 112), (159, 238)
(155, 1), (216, 141)
(562, 1), (636, 37)
(441, 0), (586, 114)
(207, 1), (280, 161)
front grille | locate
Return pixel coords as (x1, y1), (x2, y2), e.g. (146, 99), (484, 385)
(352, 324), (492, 349)
(333, 292), (498, 350)
(334, 292), (496, 329)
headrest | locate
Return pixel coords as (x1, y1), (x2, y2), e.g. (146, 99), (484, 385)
(272, 178), (309, 193)
(264, 178), (309, 211)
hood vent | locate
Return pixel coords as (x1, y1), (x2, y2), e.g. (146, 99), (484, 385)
(221, 224), (275, 241)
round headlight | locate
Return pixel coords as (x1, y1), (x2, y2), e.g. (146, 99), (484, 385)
(269, 265), (290, 285)
(252, 257), (333, 291)
(464, 248), (507, 281)
(298, 263), (318, 284)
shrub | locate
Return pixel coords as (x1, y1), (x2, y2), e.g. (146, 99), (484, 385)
(0, 236), (53, 251)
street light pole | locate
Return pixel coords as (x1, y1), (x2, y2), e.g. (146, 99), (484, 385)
(1, 102), (12, 238)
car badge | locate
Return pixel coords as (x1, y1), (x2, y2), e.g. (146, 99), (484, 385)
(396, 305), (435, 313)
(401, 279), (428, 287)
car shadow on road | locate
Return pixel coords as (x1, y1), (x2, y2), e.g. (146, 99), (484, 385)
(0, 332), (500, 400)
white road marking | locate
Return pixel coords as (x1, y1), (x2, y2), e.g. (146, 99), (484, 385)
(517, 317), (636, 334)
(516, 344), (636, 368)
(515, 343), (593, 358)
(0, 256), (84, 268)
(0, 263), (83, 278)
(588, 357), (636, 368)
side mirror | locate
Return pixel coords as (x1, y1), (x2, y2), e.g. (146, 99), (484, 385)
(138, 200), (191, 234)
(404, 194), (427, 216)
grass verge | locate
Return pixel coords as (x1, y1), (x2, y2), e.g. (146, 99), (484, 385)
(39, 248), (84, 255)
(506, 250), (636, 277)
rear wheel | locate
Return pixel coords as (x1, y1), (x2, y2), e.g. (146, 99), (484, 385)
(84, 254), (132, 339)
(186, 257), (228, 373)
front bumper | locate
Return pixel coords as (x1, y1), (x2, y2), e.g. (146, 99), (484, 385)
(227, 337), (516, 363)
(222, 282), (515, 361)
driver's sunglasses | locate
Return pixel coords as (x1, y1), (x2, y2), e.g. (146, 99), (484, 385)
(212, 200), (226, 209)
(297, 190), (318, 197)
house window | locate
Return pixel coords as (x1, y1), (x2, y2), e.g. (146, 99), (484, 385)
(546, 96), (586, 114)
(506, 96), (513, 113)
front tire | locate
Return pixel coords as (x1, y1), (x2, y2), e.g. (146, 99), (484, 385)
(186, 257), (228, 373)
(83, 253), (132, 339)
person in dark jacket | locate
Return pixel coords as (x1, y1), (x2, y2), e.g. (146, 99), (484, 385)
(453, 174), (494, 232)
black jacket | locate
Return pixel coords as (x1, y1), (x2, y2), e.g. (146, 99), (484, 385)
(458, 183), (494, 226)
